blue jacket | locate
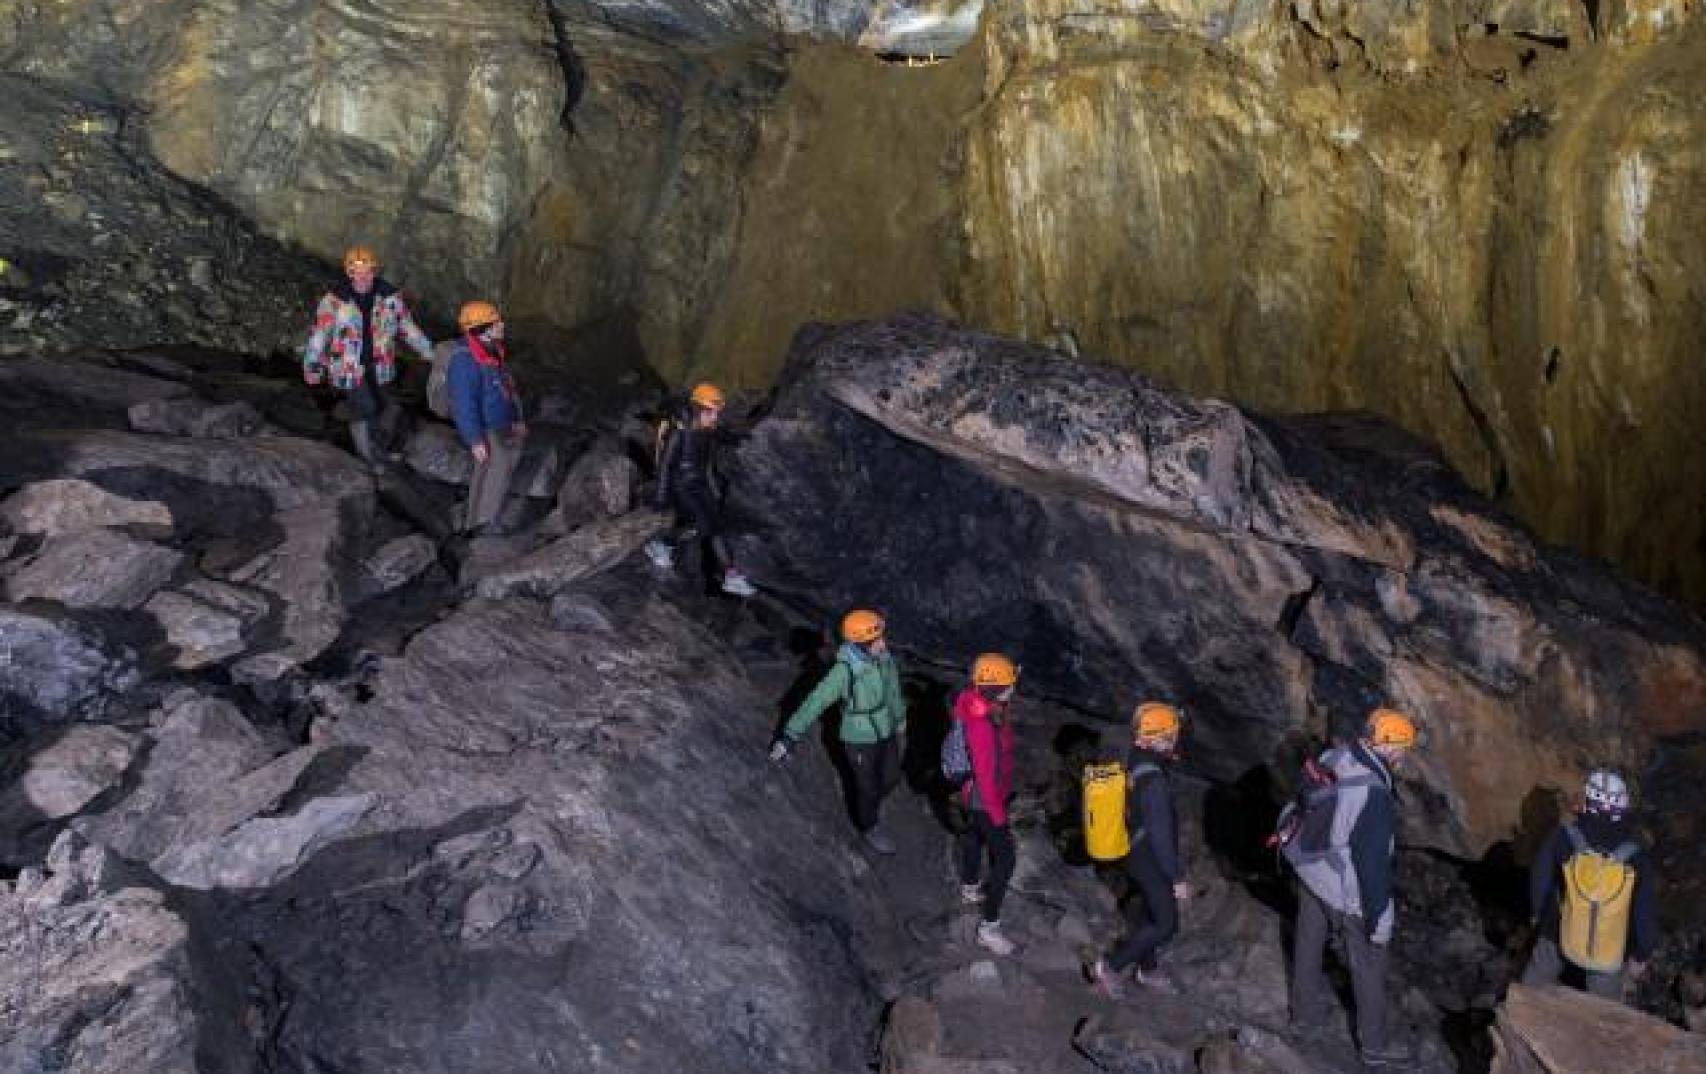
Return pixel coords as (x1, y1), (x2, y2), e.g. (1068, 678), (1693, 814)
(446, 337), (521, 448)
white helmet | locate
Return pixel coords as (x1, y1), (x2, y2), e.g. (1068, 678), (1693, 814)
(1584, 769), (1630, 814)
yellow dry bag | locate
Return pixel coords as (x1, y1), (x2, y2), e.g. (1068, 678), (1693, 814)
(1557, 825), (1639, 974)
(1083, 762), (1130, 862)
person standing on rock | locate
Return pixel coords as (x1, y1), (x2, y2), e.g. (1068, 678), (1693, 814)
(1087, 702), (1188, 996)
(446, 300), (526, 535)
(302, 245), (435, 472)
(1286, 708), (1417, 1069)
(769, 609), (907, 854)
(1519, 768), (1656, 1003)
(644, 382), (757, 597)
(953, 653), (1022, 956)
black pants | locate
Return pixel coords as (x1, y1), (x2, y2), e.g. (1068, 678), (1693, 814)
(846, 736), (901, 833)
(665, 482), (733, 575)
(344, 370), (386, 422)
(958, 809), (1017, 923)
(1292, 885), (1389, 1051)
(1106, 847), (1178, 972)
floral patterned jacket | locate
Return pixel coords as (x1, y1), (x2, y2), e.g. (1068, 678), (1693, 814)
(302, 279), (434, 390)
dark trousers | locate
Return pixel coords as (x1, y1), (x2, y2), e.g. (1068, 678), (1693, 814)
(958, 810), (1016, 923)
(1107, 847), (1178, 972)
(1521, 936), (1625, 1001)
(1292, 885), (1389, 1051)
(846, 736), (901, 833)
(665, 482), (733, 575)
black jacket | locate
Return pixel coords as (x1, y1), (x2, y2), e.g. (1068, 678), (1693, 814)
(1530, 812), (1658, 962)
(1345, 740), (1398, 929)
(1126, 746), (1181, 882)
(654, 409), (722, 506)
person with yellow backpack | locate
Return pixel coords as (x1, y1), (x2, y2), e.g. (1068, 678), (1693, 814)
(769, 609), (907, 853)
(1085, 702), (1188, 997)
(1520, 769), (1656, 1002)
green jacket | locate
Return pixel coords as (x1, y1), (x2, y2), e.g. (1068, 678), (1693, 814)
(784, 643), (906, 745)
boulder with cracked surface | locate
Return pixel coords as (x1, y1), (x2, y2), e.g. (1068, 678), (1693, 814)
(1489, 984), (1706, 1073)
(730, 314), (1706, 857)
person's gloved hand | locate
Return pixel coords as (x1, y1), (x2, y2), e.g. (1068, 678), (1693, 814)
(304, 368), (324, 386)
(768, 738), (791, 763)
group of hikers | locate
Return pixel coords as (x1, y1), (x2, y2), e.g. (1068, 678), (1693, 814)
(303, 246), (1660, 1072)
(773, 623), (1660, 1069)
(301, 245), (755, 594)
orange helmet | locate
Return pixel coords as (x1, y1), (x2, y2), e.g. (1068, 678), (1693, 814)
(457, 300), (502, 333)
(971, 653), (1018, 688)
(841, 609), (884, 644)
(1132, 702), (1181, 740)
(690, 382), (726, 409)
(1366, 708), (1418, 749)
(342, 245), (380, 272)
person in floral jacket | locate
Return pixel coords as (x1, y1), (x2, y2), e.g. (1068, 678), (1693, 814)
(302, 245), (435, 469)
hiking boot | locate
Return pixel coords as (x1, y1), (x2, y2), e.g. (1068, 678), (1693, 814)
(1359, 1043), (1415, 1069)
(721, 569), (757, 597)
(861, 828), (897, 855)
(1085, 959), (1126, 999)
(1134, 967), (1180, 993)
(643, 540), (674, 570)
(959, 883), (983, 905)
(976, 920), (1016, 956)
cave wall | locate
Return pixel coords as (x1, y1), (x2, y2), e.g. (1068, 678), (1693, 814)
(3, 0), (1703, 610)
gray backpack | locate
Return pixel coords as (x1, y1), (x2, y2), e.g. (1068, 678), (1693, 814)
(426, 340), (457, 419)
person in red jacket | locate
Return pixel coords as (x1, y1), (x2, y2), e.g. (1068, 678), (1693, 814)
(954, 653), (1021, 956)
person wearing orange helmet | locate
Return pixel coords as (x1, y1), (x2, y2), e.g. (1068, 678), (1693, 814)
(770, 609), (908, 854)
(645, 382), (755, 597)
(1087, 702), (1188, 996)
(445, 300), (526, 534)
(951, 653), (1022, 955)
(302, 245), (435, 471)
(1288, 707), (1418, 1069)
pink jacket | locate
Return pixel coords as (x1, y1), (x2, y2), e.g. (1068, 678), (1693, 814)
(955, 687), (1014, 826)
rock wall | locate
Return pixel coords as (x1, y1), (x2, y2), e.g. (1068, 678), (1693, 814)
(4, 0), (1704, 610)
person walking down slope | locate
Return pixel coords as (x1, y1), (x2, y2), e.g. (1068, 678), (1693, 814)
(645, 382), (757, 597)
(1520, 768), (1657, 1004)
(446, 301), (526, 535)
(302, 245), (435, 472)
(1086, 702), (1189, 996)
(954, 654), (1022, 957)
(1287, 708), (1418, 1070)
(770, 609), (907, 854)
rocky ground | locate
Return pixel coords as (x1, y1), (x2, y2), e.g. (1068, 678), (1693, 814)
(3, 314), (1705, 1073)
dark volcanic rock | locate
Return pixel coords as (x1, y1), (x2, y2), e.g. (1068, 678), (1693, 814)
(194, 579), (889, 1074)
(0, 606), (141, 729)
(730, 314), (1706, 857)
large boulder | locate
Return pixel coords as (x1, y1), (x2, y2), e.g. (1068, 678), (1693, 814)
(202, 579), (890, 1074)
(729, 315), (1706, 857)
(0, 607), (141, 728)
(2, 527), (184, 610)
(1489, 984), (1706, 1073)
(0, 835), (203, 1074)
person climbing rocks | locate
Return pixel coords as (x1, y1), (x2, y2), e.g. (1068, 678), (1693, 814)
(769, 609), (907, 854)
(1520, 768), (1656, 1004)
(1286, 708), (1418, 1069)
(954, 653), (1021, 956)
(1086, 701), (1188, 996)
(446, 300), (526, 535)
(302, 245), (435, 472)
(644, 382), (757, 597)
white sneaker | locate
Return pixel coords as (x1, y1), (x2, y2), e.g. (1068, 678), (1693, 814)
(721, 570), (757, 597)
(976, 920), (1016, 956)
(644, 540), (674, 569)
(960, 883), (983, 905)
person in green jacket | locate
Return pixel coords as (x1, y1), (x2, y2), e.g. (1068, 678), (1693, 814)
(769, 608), (908, 854)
